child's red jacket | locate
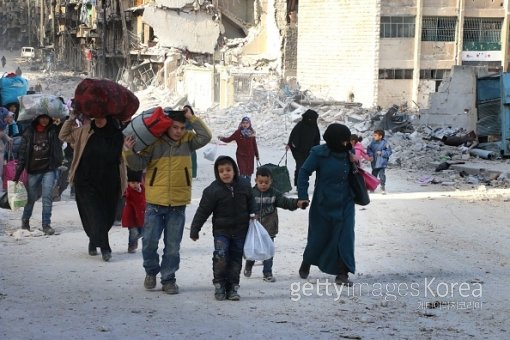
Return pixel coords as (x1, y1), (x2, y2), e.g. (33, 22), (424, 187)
(122, 184), (146, 228)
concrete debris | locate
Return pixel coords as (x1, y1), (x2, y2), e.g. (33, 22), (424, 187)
(143, 6), (222, 54)
(199, 86), (510, 189)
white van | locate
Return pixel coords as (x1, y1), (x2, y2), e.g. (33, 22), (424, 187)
(21, 47), (35, 59)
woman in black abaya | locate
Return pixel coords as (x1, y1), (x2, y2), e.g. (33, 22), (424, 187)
(59, 115), (126, 261)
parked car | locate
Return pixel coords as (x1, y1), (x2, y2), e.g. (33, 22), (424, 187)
(21, 47), (35, 59)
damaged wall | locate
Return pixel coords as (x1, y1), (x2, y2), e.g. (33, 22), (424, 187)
(297, 0), (379, 107)
(420, 65), (490, 130)
(142, 6), (221, 54)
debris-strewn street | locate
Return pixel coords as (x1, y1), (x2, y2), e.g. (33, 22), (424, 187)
(1, 48), (510, 339)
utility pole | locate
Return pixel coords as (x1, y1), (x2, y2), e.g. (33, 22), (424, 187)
(27, 0), (31, 46)
(102, 0), (107, 77)
(40, 0), (45, 47)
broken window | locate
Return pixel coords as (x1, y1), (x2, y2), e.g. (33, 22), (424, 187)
(419, 69), (450, 80)
(463, 17), (502, 51)
(422, 17), (456, 41)
(379, 69), (413, 79)
(380, 16), (415, 38)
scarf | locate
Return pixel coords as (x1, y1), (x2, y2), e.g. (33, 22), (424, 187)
(239, 117), (255, 138)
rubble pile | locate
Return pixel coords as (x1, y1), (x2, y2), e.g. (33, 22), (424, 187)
(201, 89), (510, 189)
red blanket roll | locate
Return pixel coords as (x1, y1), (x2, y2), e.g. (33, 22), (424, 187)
(74, 78), (140, 121)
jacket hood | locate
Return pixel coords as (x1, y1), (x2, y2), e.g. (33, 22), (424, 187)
(30, 114), (52, 128)
(214, 155), (239, 181)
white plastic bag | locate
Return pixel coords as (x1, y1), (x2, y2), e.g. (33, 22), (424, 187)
(243, 219), (275, 261)
(7, 180), (28, 211)
(203, 143), (218, 161)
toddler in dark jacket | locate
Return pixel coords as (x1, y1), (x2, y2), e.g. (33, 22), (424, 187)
(190, 155), (256, 301)
(245, 167), (304, 282)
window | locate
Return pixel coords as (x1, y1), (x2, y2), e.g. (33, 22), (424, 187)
(380, 16), (415, 38)
(422, 17), (457, 41)
(379, 69), (413, 79)
(419, 69), (451, 80)
(463, 17), (502, 51)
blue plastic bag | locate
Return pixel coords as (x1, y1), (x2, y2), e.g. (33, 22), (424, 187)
(0, 74), (29, 106)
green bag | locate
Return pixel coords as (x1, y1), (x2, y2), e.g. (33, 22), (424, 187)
(258, 151), (292, 193)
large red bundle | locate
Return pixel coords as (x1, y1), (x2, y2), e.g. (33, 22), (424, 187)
(74, 78), (140, 121)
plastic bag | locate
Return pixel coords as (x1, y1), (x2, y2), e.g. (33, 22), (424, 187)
(203, 144), (218, 162)
(243, 219), (275, 261)
(18, 94), (69, 121)
(7, 180), (27, 211)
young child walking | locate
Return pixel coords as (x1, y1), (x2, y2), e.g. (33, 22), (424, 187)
(218, 117), (259, 182)
(366, 129), (392, 194)
(350, 134), (370, 166)
(121, 168), (145, 253)
(244, 167), (306, 282)
(190, 156), (256, 301)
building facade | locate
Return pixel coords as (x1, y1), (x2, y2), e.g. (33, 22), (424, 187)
(297, 0), (509, 109)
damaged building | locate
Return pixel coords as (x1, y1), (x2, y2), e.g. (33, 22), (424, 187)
(296, 0), (509, 109)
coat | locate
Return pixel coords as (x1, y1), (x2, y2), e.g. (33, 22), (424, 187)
(190, 156), (256, 238)
(367, 139), (392, 169)
(121, 184), (146, 228)
(297, 144), (356, 275)
(220, 130), (259, 176)
(252, 186), (298, 237)
(15, 121), (63, 179)
(59, 117), (128, 195)
(124, 115), (211, 206)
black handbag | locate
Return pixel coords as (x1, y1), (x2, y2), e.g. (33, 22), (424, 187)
(348, 159), (370, 206)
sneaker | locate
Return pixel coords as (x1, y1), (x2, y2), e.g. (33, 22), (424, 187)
(144, 275), (156, 290)
(263, 273), (276, 282)
(162, 282), (179, 295)
(128, 240), (138, 253)
(214, 283), (226, 301)
(226, 285), (240, 301)
(21, 219), (30, 231)
(42, 225), (55, 235)
(299, 262), (310, 279)
(335, 274), (353, 287)
(88, 242), (98, 256)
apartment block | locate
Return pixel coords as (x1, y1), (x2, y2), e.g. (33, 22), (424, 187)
(297, 0), (509, 109)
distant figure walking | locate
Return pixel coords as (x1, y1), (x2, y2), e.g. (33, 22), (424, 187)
(15, 66), (22, 76)
(1, 56), (6, 68)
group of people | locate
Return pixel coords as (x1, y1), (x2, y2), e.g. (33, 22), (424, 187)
(4, 95), (393, 301)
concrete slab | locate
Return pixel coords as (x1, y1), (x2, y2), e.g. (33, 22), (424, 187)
(155, 0), (195, 9)
(143, 6), (221, 54)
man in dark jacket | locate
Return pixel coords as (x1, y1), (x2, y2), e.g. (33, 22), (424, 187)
(286, 109), (321, 188)
(14, 114), (63, 234)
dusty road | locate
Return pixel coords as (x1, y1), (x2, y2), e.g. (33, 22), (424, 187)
(1, 142), (509, 339)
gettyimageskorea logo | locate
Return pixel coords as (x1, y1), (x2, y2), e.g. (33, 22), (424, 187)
(289, 277), (483, 310)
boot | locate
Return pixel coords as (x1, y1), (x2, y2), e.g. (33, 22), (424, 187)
(214, 283), (226, 301)
(335, 274), (353, 287)
(226, 285), (240, 301)
(42, 225), (55, 235)
(243, 260), (254, 277)
(299, 262), (310, 279)
(21, 219), (30, 231)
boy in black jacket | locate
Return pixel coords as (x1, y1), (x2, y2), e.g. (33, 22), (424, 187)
(190, 156), (256, 301)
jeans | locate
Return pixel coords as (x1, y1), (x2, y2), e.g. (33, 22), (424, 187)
(372, 167), (386, 188)
(22, 170), (57, 226)
(128, 227), (143, 246)
(212, 234), (245, 289)
(142, 204), (185, 284)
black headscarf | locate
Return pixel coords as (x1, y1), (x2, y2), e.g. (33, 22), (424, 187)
(323, 123), (352, 153)
(301, 109), (318, 126)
